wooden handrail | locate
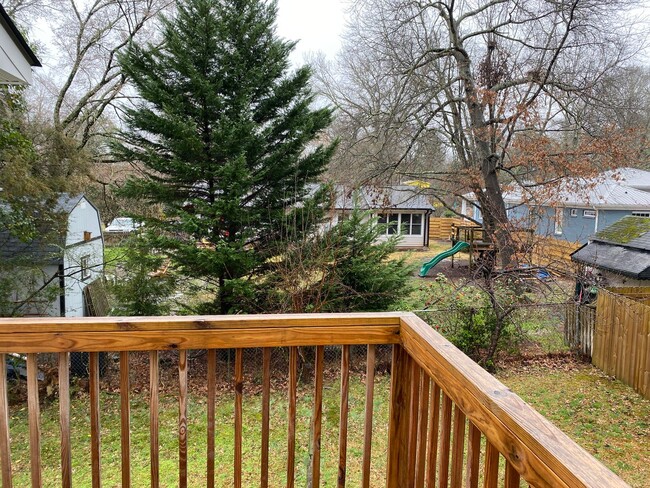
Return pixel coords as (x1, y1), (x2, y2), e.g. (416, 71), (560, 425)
(0, 312), (631, 487)
(399, 313), (629, 488)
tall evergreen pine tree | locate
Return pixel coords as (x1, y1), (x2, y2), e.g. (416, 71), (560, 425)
(114, 0), (335, 313)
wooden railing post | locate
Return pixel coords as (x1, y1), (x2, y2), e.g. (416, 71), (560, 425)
(386, 344), (413, 488)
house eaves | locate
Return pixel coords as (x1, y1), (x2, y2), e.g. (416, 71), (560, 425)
(0, 4), (41, 85)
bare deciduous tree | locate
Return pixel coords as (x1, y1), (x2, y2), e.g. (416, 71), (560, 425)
(317, 0), (647, 266)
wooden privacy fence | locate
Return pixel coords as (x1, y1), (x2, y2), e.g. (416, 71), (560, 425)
(593, 287), (650, 400)
(530, 237), (581, 273)
(428, 217), (472, 241)
(0, 313), (630, 487)
(565, 303), (596, 357)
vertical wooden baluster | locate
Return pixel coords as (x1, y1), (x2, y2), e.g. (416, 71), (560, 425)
(361, 344), (375, 488)
(27, 353), (41, 488)
(120, 352), (131, 488)
(483, 441), (499, 488)
(311, 346), (324, 487)
(436, 393), (452, 488)
(450, 406), (466, 487)
(338, 345), (350, 488)
(0, 354), (12, 488)
(261, 348), (271, 488)
(415, 375), (430, 488)
(504, 461), (521, 488)
(178, 350), (188, 488)
(287, 346), (297, 488)
(234, 349), (243, 488)
(386, 345), (412, 488)
(150, 351), (159, 488)
(465, 422), (481, 488)
(59, 353), (72, 488)
(407, 362), (421, 486)
(425, 383), (441, 487)
(89, 352), (101, 488)
(207, 349), (216, 488)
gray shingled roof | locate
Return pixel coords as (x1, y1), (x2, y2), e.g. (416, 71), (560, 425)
(334, 185), (434, 211)
(0, 194), (84, 263)
(570, 215), (650, 279)
(591, 216), (650, 251)
(571, 242), (650, 279)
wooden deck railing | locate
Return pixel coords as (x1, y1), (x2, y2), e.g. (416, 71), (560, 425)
(0, 313), (629, 487)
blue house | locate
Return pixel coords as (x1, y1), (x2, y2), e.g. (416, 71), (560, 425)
(461, 168), (650, 244)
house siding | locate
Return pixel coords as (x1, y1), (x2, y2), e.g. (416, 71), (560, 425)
(63, 239), (103, 317)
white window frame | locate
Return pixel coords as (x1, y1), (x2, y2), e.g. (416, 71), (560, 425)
(80, 255), (91, 281)
(570, 208), (578, 217)
(554, 208), (563, 235)
(377, 212), (424, 236)
(583, 209), (596, 219)
(632, 211), (650, 218)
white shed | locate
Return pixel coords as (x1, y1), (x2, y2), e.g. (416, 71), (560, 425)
(0, 194), (104, 317)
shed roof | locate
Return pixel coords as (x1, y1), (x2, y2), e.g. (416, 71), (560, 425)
(334, 185), (434, 211)
(0, 194), (87, 262)
(571, 242), (650, 279)
(591, 216), (650, 250)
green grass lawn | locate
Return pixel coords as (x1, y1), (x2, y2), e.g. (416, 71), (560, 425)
(498, 360), (650, 488)
(7, 361), (649, 487)
(8, 374), (391, 487)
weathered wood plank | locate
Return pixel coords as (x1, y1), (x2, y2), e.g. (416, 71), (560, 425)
(287, 346), (297, 488)
(207, 349), (216, 488)
(415, 374), (429, 488)
(386, 345), (412, 488)
(311, 346), (324, 487)
(234, 348), (243, 488)
(450, 406), (466, 487)
(465, 422), (481, 488)
(0, 313), (402, 332)
(505, 460), (521, 488)
(89, 352), (101, 488)
(362, 344), (376, 488)
(426, 382), (441, 487)
(400, 313), (630, 488)
(119, 352), (130, 488)
(59, 353), (72, 488)
(338, 345), (350, 488)
(407, 362), (421, 486)
(0, 325), (399, 353)
(483, 441), (499, 488)
(0, 355), (11, 488)
(437, 393), (452, 488)
(178, 350), (188, 488)
(150, 351), (159, 488)
(261, 348), (271, 488)
(27, 354), (41, 488)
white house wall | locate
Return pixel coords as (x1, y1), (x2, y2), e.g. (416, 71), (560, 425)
(0, 22), (33, 84)
(63, 239), (103, 317)
(66, 197), (102, 246)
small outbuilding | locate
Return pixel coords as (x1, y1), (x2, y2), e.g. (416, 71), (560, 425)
(570, 216), (650, 286)
(0, 194), (104, 317)
(333, 185), (434, 248)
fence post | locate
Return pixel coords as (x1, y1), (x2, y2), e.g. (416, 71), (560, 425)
(386, 344), (412, 488)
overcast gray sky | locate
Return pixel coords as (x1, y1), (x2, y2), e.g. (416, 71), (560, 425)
(276, 0), (347, 64)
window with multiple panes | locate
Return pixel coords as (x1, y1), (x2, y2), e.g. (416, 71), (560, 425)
(80, 255), (91, 280)
(377, 213), (424, 235)
(632, 211), (650, 218)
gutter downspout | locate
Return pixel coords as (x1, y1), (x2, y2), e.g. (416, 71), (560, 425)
(594, 208), (599, 233)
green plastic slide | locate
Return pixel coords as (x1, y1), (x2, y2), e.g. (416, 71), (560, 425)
(419, 241), (470, 277)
